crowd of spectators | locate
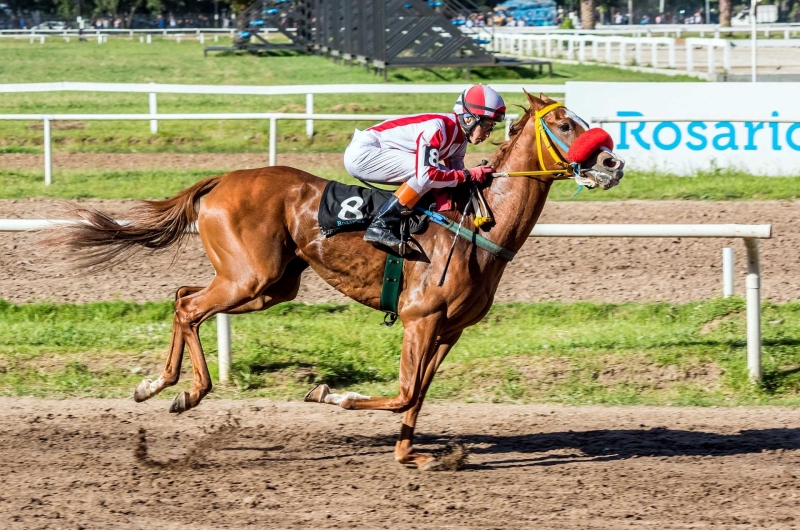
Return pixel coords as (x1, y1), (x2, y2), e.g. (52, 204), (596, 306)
(10, 12), (228, 30)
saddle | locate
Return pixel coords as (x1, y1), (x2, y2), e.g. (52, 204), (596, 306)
(317, 180), (510, 326)
(317, 181), (428, 239)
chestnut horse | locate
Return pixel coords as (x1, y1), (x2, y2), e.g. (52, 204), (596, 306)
(50, 92), (623, 470)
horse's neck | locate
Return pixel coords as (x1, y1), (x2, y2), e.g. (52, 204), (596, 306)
(484, 128), (552, 253)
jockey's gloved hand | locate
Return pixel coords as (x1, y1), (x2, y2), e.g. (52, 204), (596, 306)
(462, 165), (494, 185)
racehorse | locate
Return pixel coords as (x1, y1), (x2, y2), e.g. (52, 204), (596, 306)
(48, 92), (624, 470)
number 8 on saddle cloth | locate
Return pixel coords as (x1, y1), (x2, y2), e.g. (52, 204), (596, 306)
(317, 181), (428, 240)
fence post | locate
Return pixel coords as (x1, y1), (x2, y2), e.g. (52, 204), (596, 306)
(306, 93), (314, 137)
(669, 40), (676, 68)
(217, 313), (231, 383)
(149, 84), (158, 134)
(635, 38), (642, 66)
(651, 41), (658, 68)
(723, 247), (734, 297)
(723, 43), (731, 74)
(686, 42), (694, 72)
(744, 238), (762, 382)
(43, 117), (52, 186)
(269, 116), (277, 166)
(707, 44), (716, 80)
(505, 118), (511, 141)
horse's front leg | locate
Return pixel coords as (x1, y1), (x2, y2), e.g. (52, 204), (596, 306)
(394, 331), (462, 470)
(305, 314), (444, 413)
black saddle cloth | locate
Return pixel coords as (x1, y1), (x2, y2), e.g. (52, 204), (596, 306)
(318, 181), (428, 238)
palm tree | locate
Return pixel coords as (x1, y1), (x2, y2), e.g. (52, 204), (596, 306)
(581, 0), (596, 29)
(720, 0), (732, 27)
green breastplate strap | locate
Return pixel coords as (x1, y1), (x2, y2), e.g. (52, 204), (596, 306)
(379, 255), (403, 326)
(417, 208), (517, 262)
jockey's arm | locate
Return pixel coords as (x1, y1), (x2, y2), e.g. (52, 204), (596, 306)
(415, 125), (466, 187)
(447, 143), (467, 171)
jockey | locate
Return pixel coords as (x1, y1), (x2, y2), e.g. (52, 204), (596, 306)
(343, 84), (505, 255)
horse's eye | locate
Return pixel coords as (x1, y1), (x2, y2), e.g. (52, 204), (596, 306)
(559, 123), (571, 133)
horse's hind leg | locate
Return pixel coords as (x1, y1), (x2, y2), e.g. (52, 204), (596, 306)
(134, 285), (202, 402)
(168, 260), (307, 413)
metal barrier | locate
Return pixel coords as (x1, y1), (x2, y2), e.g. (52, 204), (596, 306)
(0, 219), (772, 382)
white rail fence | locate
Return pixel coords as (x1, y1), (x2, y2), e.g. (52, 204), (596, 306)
(0, 219), (772, 382)
(0, 111), (524, 185)
(0, 81), (564, 137)
(489, 23), (800, 39)
(494, 33), (678, 69)
(494, 33), (734, 78)
(5, 23), (797, 39)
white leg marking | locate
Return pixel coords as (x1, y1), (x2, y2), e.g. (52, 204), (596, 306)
(323, 391), (371, 406)
(145, 376), (165, 395)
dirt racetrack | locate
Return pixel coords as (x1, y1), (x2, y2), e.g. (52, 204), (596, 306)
(0, 398), (798, 529)
(1, 198), (797, 305)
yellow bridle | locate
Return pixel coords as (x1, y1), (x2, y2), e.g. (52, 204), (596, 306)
(496, 102), (579, 178)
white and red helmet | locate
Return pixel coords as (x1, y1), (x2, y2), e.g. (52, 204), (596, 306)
(454, 84), (506, 126)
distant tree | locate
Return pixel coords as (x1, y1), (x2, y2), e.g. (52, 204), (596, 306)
(228, 0), (249, 31)
(720, 0), (732, 26)
(581, 0), (596, 28)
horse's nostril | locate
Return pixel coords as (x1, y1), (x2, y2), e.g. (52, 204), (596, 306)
(603, 158), (620, 169)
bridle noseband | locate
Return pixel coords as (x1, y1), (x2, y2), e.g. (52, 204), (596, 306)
(494, 102), (581, 179)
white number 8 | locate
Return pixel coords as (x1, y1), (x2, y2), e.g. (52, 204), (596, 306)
(427, 147), (439, 167)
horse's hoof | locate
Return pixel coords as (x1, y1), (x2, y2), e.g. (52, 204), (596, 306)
(169, 391), (190, 414)
(304, 384), (330, 403)
(133, 379), (153, 402)
(420, 459), (442, 471)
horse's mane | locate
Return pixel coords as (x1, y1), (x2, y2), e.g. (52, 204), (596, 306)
(489, 106), (532, 168)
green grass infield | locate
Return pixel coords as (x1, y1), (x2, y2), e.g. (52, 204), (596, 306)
(0, 39), (700, 155)
(1, 298), (799, 406)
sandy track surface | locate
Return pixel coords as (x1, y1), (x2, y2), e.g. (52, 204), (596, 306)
(0, 398), (798, 529)
(0, 198), (796, 304)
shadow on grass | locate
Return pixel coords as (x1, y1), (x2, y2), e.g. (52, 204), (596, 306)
(232, 356), (387, 389)
(760, 365), (800, 395)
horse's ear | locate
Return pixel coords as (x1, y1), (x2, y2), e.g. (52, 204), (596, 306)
(523, 89), (545, 110)
(539, 93), (558, 104)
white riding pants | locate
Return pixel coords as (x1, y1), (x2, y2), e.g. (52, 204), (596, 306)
(343, 129), (458, 195)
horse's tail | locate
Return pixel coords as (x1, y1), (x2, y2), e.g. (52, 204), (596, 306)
(48, 176), (221, 269)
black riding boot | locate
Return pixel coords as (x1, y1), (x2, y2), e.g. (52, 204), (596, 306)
(364, 196), (408, 255)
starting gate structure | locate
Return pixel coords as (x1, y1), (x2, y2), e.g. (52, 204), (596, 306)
(205, 0), (550, 78)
